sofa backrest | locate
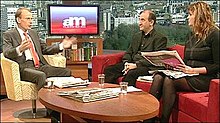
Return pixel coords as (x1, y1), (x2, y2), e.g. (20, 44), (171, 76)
(167, 44), (185, 59)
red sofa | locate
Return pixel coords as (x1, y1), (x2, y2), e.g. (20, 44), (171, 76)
(92, 44), (219, 122)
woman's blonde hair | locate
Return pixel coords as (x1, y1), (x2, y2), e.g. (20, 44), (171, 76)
(188, 1), (216, 41)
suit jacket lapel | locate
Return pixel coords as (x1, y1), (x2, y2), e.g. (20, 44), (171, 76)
(14, 28), (22, 45)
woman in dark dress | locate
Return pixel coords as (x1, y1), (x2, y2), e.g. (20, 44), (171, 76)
(148, 1), (219, 122)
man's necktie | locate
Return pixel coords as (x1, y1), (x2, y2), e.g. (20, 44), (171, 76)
(23, 32), (40, 68)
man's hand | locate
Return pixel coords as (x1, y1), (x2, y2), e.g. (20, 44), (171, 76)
(62, 36), (77, 49)
(19, 39), (31, 52)
(122, 62), (137, 75)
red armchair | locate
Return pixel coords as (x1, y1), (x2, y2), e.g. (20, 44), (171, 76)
(92, 52), (125, 82)
(92, 44), (219, 122)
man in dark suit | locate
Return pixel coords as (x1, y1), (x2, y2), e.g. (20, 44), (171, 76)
(3, 7), (77, 90)
(104, 10), (168, 86)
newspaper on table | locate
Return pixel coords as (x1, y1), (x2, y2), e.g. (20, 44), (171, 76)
(141, 50), (199, 79)
(46, 77), (90, 88)
(57, 88), (119, 103)
(57, 86), (142, 103)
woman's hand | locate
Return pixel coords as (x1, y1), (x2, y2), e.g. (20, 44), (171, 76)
(176, 64), (196, 74)
(164, 64), (175, 70)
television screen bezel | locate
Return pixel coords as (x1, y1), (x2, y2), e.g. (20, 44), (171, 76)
(47, 4), (100, 36)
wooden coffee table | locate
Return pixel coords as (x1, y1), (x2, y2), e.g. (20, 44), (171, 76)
(38, 82), (159, 122)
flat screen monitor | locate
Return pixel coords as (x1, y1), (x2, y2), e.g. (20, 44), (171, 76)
(47, 4), (99, 36)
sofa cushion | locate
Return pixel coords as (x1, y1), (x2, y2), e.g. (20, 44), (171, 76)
(167, 44), (185, 59)
(176, 92), (209, 121)
(136, 81), (152, 92)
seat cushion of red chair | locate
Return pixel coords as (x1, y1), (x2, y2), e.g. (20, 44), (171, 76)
(136, 81), (152, 92)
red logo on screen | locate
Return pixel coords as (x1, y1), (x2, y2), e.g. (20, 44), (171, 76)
(63, 17), (86, 28)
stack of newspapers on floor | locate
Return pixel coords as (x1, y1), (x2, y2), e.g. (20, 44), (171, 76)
(57, 88), (119, 103)
(46, 77), (90, 88)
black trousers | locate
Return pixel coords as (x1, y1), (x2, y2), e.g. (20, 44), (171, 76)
(104, 62), (150, 86)
(20, 60), (71, 90)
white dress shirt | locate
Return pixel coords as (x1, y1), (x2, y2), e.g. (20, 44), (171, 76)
(16, 27), (34, 61)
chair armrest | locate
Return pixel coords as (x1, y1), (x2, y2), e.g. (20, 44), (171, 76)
(207, 79), (219, 122)
(43, 54), (66, 68)
(91, 52), (125, 82)
(1, 53), (22, 101)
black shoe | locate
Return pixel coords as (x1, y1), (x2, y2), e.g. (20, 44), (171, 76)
(51, 116), (60, 123)
(50, 110), (60, 123)
(46, 108), (60, 123)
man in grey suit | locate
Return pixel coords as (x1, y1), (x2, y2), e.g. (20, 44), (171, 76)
(2, 7), (77, 90)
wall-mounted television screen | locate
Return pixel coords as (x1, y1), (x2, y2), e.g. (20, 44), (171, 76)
(47, 4), (99, 36)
